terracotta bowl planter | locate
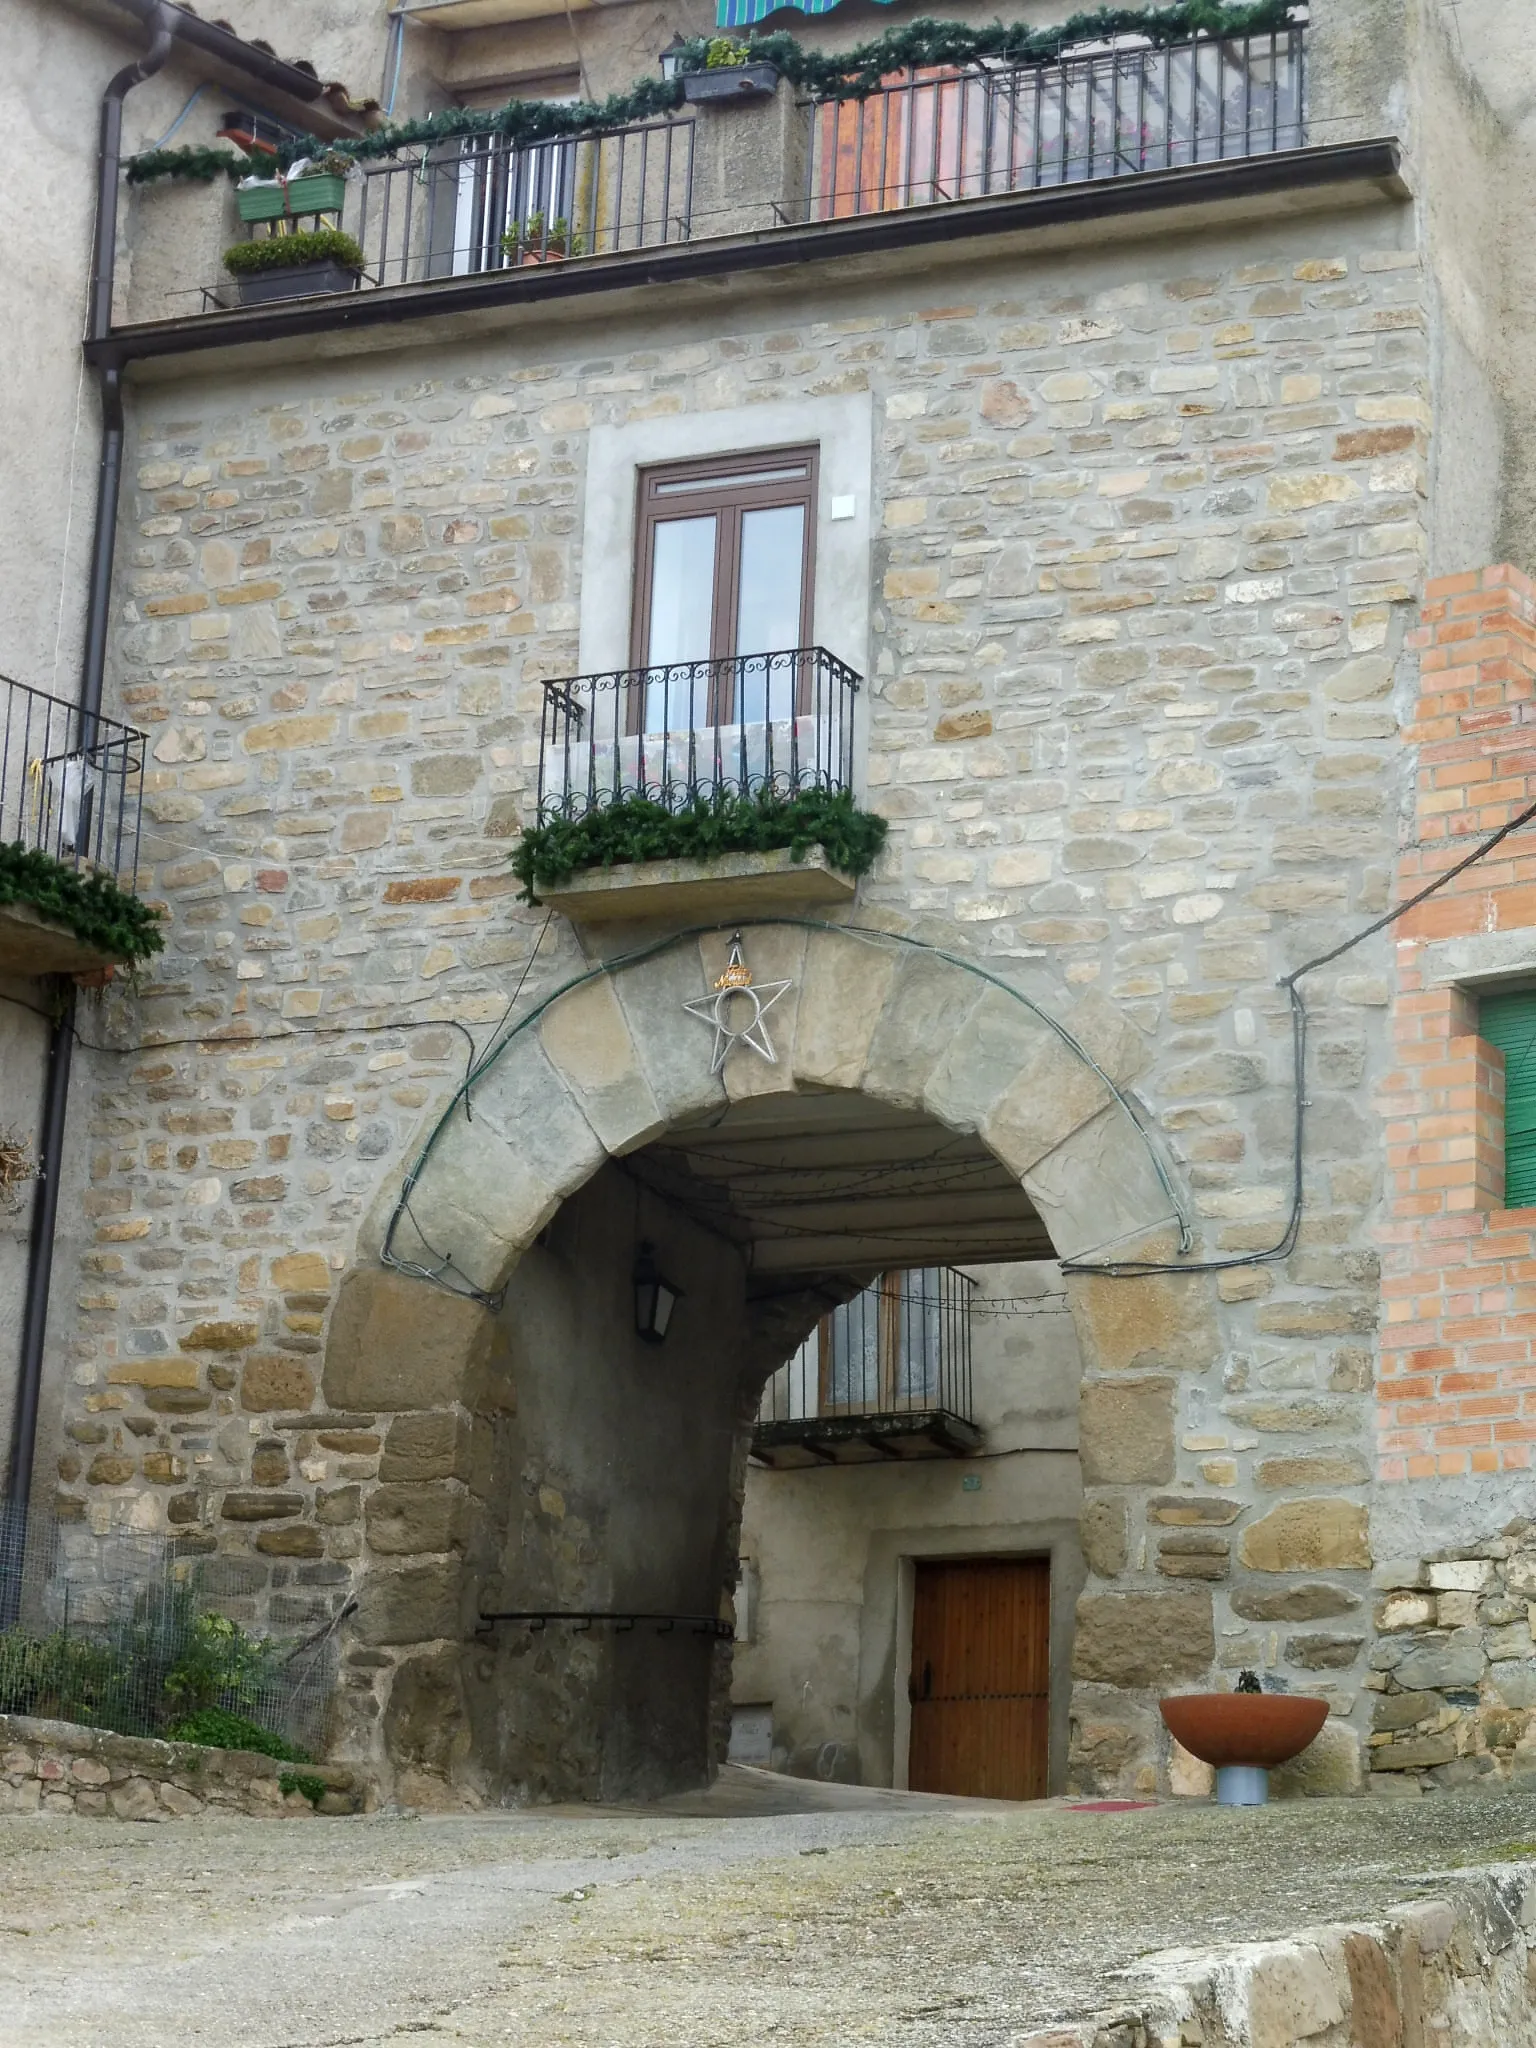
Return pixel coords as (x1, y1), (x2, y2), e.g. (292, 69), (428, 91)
(1160, 1693), (1328, 1805)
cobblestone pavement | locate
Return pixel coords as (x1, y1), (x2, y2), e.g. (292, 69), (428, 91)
(4, 1774), (1536, 2047)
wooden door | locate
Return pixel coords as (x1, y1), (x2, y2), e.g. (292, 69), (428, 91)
(907, 1556), (1050, 1800)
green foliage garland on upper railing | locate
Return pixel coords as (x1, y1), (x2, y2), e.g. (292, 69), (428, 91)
(513, 786), (888, 903)
(0, 841), (163, 963)
(125, 1), (1301, 184)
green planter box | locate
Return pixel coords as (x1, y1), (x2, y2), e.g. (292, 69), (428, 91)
(237, 173), (347, 223)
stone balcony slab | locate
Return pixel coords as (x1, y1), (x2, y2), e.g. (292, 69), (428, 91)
(537, 847), (857, 926)
(0, 900), (122, 978)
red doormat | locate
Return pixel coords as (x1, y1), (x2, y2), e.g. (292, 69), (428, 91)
(1063, 1800), (1158, 1813)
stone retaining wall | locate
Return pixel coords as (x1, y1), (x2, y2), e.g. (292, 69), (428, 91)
(1020, 1864), (1536, 2048)
(0, 1712), (370, 1818)
(1369, 1525), (1536, 1790)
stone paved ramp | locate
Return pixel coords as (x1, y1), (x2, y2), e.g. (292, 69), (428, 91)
(4, 1781), (1536, 2046)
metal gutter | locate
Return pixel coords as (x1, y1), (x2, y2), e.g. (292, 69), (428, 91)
(102, 0), (329, 104)
(86, 138), (1407, 370)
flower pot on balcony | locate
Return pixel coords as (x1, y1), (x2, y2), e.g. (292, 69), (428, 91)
(236, 173), (348, 223)
(235, 258), (362, 305)
(1159, 1691), (1328, 1807)
(682, 62), (779, 103)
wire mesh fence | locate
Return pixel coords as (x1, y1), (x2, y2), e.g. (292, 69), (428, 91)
(0, 1513), (340, 1759)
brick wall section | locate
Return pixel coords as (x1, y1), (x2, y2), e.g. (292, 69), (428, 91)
(1380, 564), (1536, 1483)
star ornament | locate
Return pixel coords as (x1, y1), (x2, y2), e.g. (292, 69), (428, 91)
(683, 932), (793, 1074)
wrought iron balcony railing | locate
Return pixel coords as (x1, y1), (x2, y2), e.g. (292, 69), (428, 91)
(200, 119), (695, 310)
(807, 25), (1306, 221)
(754, 1268), (979, 1467)
(1, 674), (146, 889)
(536, 646), (859, 822)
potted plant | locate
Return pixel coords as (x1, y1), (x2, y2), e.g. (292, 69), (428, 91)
(222, 227), (366, 306)
(502, 214), (586, 265)
(236, 149), (352, 226)
(681, 36), (780, 104)
(1160, 1670), (1328, 1807)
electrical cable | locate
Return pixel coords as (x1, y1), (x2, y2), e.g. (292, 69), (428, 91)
(147, 81), (207, 149)
(0, 987), (480, 1098)
(1064, 791), (1536, 1277)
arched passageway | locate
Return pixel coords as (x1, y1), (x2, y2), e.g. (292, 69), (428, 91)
(321, 923), (1208, 1803)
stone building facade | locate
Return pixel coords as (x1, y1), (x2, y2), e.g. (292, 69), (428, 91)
(10, 0), (1536, 1805)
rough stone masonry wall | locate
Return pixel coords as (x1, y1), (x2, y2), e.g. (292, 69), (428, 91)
(1019, 1865), (1536, 2048)
(1369, 564), (1536, 1792)
(64, 197), (1432, 1790)
(0, 1711), (368, 1818)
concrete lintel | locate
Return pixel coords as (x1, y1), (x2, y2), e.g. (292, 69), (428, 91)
(1419, 929), (1536, 990)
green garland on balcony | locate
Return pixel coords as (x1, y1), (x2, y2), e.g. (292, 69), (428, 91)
(125, 1), (1300, 183)
(512, 786), (888, 903)
(0, 842), (164, 964)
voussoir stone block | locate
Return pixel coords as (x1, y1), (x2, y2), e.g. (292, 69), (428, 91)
(323, 1267), (504, 1412)
(1023, 1105), (1181, 1263)
(449, 1035), (607, 1238)
(921, 984), (1055, 1133)
(1239, 1498), (1372, 1573)
(861, 949), (984, 1110)
(613, 947), (728, 1126)
(979, 987), (1148, 1181)
(1072, 1589), (1214, 1688)
(1079, 1376), (1175, 1487)
(700, 925), (807, 1102)
(539, 973), (664, 1155)
(792, 926), (898, 1089)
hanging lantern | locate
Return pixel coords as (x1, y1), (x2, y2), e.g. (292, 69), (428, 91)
(633, 1240), (683, 1345)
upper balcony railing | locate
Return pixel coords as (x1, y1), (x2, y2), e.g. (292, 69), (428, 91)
(355, 118), (695, 290)
(146, 25), (1308, 318)
(754, 1267), (978, 1466)
(537, 646), (859, 822)
(1, 675), (146, 890)
(806, 27), (1305, 220)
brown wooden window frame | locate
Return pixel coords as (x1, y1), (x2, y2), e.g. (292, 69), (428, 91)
(630, 444), (819, 723)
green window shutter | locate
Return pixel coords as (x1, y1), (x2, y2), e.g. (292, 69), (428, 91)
(1479, 989), (1536, 1208)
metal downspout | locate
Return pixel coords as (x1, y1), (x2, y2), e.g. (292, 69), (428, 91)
(2, 1), (172, 1620)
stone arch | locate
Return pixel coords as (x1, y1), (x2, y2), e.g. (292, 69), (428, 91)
(321, 921), (1224, 1804)
(369, 920), (1185, 1299)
